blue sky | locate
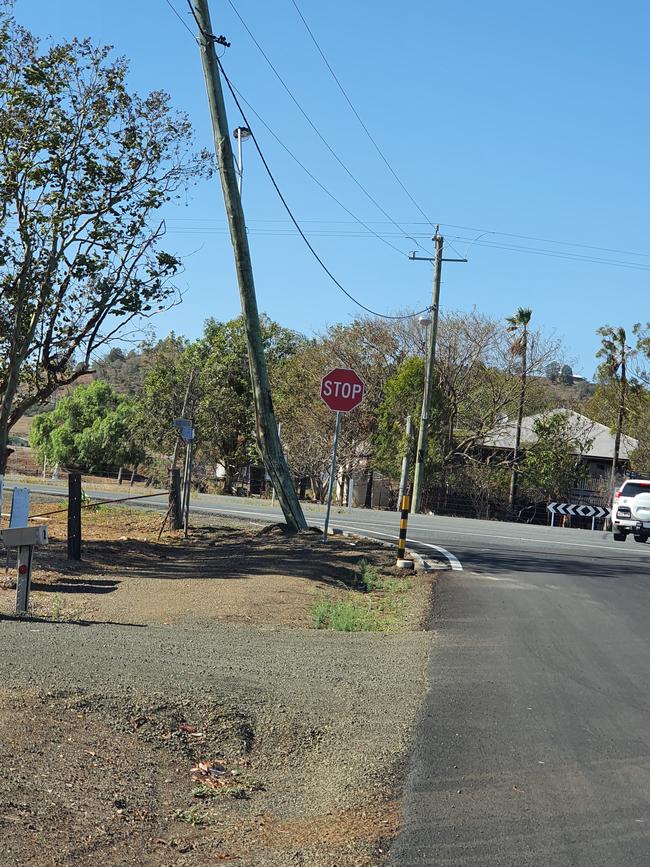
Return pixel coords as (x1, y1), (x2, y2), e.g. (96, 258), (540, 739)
(19, 0), (650, 376)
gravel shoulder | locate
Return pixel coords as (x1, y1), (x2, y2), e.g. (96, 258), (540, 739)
(0, 503), (436, 865)
(0, 619), (432, 865)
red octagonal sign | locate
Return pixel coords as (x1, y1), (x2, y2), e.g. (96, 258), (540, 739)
(320, 367), (365, 413)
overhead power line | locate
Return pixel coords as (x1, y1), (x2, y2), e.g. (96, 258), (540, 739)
(169, 2), (429, 320)
(216, 58), (431, 320)
(230, 85), (410, 258)
(163, 0), (196, 37)
(165, 218), (650, 272)
(222, 0), (431, 255)
(288, 0), (435, 227)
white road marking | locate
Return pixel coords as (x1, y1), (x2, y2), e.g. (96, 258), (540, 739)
(187, 507), (467, 571)
(339, 515), (648, 557)
(341, 525), (463, 571)
(415, 540), (464, 571)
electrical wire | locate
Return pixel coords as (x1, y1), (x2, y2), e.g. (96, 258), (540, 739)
(230, 85), (410, 257)
(216, 58), (431, 320)
(163, 217), (650, 270)
(163, 0), (196, 38)
(444, 235), (650, 271)
(288, 0), (435, 228)
(222, 0), (432, 255)
(177, 1), (431, 318)
(437, 221), (650, 261)
(178, 3), (650, 271)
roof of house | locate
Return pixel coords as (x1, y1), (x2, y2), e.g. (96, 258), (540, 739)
(483, 409), (638, 461)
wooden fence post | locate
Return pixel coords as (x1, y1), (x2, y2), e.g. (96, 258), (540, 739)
(169, 468), (182, 531)
(67, 472), (82, 561)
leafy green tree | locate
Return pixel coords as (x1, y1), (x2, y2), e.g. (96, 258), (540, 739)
(0, 11), (210, 471)
(137, 334), (192, 459)
(195, 317), (303, 493)
(372, 357), (444, 482)
(138, 316), (303, 493)
(545, 362), (561, 382)
(30, 380), (144, 471)
(272, 339), (334, 501)
(522, 412), (592, 500)
(94, 344), (156, 394)
(559, 364), (574, 385)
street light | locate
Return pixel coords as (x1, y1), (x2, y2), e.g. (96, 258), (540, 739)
(232, 126), (251, 195)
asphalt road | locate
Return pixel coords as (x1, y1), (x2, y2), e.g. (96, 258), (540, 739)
(11, 481), (650, 864)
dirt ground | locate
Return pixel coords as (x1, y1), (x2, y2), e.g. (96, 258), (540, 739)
(0, 502), (436, 865)
(0, 685), (403, 866)
(0, 503), (430, 629)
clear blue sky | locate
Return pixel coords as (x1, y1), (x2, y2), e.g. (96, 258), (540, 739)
(19, 0), (650, 376)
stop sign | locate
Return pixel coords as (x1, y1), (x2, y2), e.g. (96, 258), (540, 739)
(320, 367), (365, 413)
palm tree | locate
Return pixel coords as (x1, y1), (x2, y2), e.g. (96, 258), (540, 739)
(596, 326), (634, 491)
(506, 307), (532, 509)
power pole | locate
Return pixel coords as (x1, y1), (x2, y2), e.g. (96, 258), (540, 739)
(410, 233), (466, 513)
(397, 414), (413, 509)
(191, 0), (306, 531)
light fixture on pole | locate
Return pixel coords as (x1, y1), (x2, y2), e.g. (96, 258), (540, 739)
(232, 126), (251, 195)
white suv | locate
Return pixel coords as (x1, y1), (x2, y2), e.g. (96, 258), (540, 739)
(611, 478), (650, 542)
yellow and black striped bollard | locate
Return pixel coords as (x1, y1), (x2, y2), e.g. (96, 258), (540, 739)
(396, 494), (414, 569)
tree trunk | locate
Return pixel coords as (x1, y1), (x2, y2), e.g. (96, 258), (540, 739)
(509, 328), (528, 509)
(610, 356), (627, 491)
(338, 473), (346, 506)
(223, 465), (234, 495)
(364, 468), (374, 509)
(299, 476), (307, 499)
(0, 356), (24, 475)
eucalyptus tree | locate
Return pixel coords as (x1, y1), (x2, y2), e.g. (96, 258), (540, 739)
(0, 12), (210, 471)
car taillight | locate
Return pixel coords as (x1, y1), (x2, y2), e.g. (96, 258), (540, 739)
(615, 490), (621, 498)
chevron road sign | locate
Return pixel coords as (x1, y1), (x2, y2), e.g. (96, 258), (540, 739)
(547, 502), (610, 527)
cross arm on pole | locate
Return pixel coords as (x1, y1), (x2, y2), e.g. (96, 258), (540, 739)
(408, 252), (467, 262)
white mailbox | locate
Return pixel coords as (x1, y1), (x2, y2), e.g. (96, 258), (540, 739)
(0, 525), (49, 548)
(0, 522), (49, 615)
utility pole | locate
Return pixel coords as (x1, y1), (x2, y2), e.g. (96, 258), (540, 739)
(397, 414), (413, 509)
(410, 233), (467, 514)
(191, 0), (306, 531)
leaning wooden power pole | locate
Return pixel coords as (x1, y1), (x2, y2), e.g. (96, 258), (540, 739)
(191, 0), (306, 531)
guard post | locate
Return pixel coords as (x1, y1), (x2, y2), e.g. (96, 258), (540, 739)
(0, 524), (49, 615)
(67, 471), (82, 561)
(396, 494), (414, 570)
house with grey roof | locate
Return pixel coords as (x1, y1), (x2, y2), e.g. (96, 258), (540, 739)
(482, 409), (638, 491)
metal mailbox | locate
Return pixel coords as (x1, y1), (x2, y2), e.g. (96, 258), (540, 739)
(0, 523), (49, 615)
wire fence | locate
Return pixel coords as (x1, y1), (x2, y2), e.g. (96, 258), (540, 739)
(26, 489), (168, 520)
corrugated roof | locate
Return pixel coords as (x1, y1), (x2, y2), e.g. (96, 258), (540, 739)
(483, 409), (638, 460)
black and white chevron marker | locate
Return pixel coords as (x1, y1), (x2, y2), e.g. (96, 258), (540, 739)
(547, 502), (610, 519)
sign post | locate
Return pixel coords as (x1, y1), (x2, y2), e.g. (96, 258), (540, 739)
(320, 368), (365, 540)
(174, 418), (195, 539)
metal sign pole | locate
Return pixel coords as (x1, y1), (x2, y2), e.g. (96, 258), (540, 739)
(183, 439), (194, 540)
(323, 411), (342, 542)
(15, 543), (34, 615)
